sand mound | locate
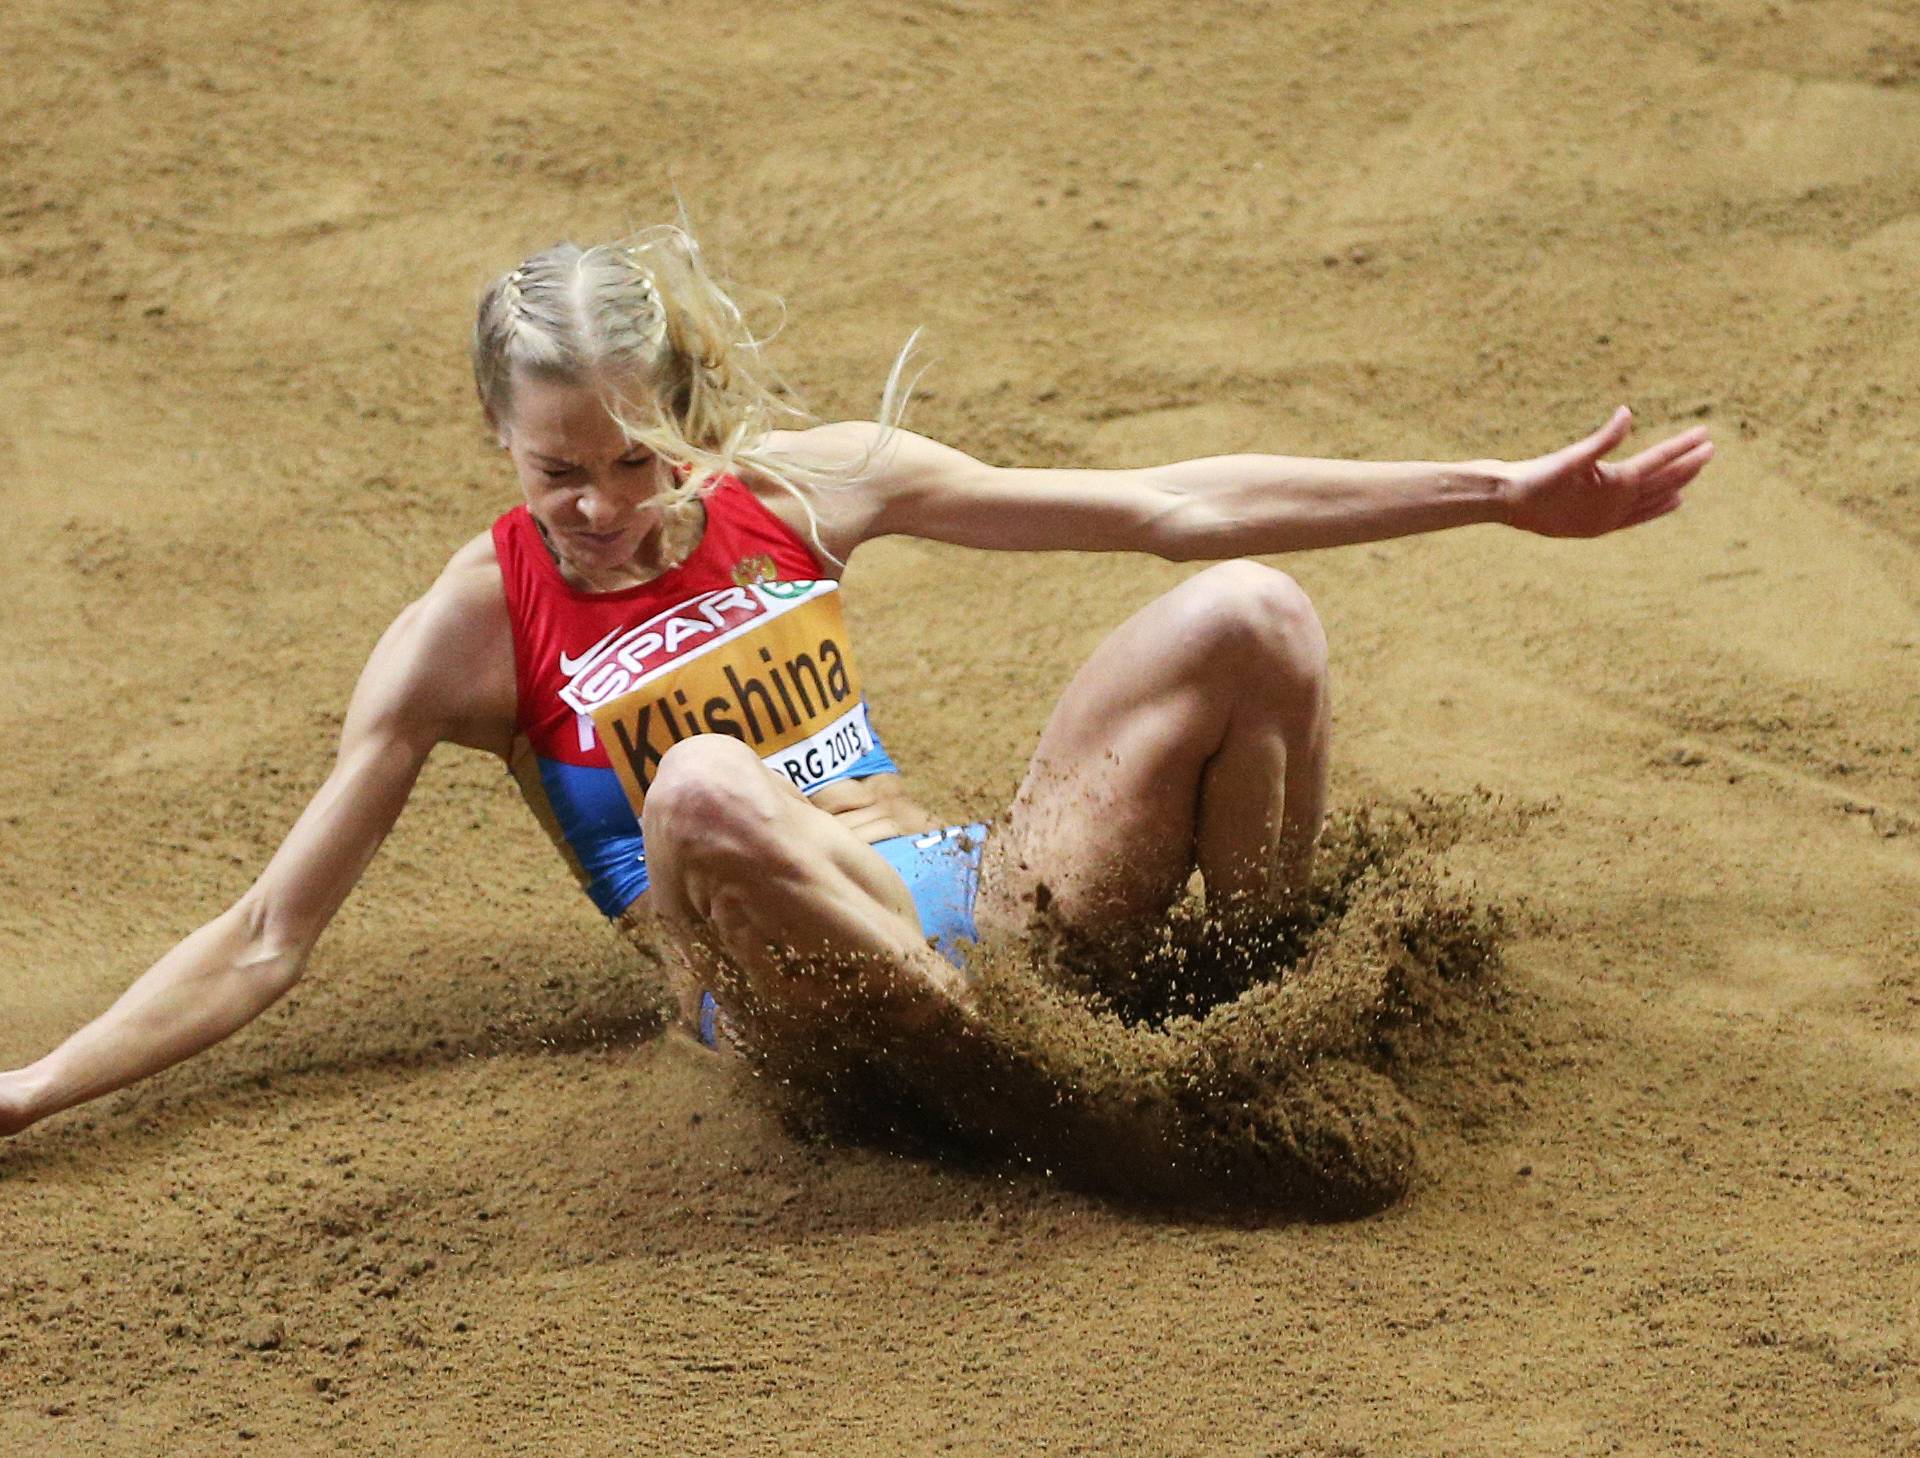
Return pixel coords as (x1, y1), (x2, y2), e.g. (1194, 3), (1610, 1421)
(747, 799), (1504, 1217)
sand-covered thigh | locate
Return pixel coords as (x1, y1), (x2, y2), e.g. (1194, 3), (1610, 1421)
(3, 0), (1917, 1454)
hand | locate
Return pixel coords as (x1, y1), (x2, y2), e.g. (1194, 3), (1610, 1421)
(1500, 407), (1714, 538)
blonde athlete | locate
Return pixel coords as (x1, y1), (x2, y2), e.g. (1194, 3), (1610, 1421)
(0, 228), (1713, 1135)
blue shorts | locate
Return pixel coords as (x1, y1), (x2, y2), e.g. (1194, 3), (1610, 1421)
(697, 821), (990, 1049)
(872, 821), (990, 963)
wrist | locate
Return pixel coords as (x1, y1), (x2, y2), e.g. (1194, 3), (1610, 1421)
(1460, 458), (1519, 527)
(0, 1064), (53, 1136)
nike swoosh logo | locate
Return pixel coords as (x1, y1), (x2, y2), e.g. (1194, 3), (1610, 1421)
(559, 627), (624, 678)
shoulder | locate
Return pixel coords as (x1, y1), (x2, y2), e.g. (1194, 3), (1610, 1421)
(753, 423), (994, 557)
(351, 531), (515, 755)
(765, 421), (987, 483)
(764, 420), (886, 470)
(413, 531), (510, 648)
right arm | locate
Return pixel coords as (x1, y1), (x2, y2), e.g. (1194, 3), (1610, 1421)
(0, 550), (512, 1137)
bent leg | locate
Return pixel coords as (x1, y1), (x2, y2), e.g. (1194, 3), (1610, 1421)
(641, 735), (973, 1043)
(979, 560), (1330, 938)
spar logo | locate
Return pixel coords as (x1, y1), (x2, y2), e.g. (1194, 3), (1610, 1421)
(558, 585), (773, 715)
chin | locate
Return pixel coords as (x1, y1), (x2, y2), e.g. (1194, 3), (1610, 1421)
(569, 530), (632, 556)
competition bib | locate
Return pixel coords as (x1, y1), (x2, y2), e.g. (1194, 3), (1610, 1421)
(557, 580), (873, 814)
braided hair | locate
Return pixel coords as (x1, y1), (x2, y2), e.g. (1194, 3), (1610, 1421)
(472, 225), (917, 556)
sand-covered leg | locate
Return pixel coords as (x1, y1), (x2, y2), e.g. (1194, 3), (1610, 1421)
(641, 734), (973, 1044)
(980, 559), (1330, 941)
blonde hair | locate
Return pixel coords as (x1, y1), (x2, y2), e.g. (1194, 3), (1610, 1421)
(472, 225), (915, 554)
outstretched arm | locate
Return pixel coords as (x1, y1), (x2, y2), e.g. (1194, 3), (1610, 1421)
(795, 408), (1712, 560)
(0, 577), (502, 1138)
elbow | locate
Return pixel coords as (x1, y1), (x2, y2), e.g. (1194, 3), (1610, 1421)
(228, 891), (316, 999)
(1142, 498), (1224, 562)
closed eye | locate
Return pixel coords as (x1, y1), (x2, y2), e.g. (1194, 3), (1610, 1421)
(536, 457), (649, 478)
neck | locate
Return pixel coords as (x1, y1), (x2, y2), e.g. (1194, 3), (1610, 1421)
(536, 503), (704, 593)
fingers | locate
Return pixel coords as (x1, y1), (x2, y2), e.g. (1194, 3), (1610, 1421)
(1619, 487), (1681, 527)
(1635, 439), (1715, 494)
(1576, 405), (1634, 461)
(1616, 424), (1712, 478)
(1606, 434), (1711, 532)
(1619, 493), (1683, 529)
(1529, 405), (1634, 484)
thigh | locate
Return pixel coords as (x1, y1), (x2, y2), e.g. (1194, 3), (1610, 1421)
(977, 578), (1240, 934)
(639, 735), (947, 1003)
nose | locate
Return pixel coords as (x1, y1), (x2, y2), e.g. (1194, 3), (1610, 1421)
(575, 480), (625, 531)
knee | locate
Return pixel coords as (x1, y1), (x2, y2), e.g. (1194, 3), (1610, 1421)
(642, 734), (791, 877)
(1183, 561), (1327, 683)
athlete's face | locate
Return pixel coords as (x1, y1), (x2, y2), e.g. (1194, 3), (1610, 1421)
(499, 369), (675, 579)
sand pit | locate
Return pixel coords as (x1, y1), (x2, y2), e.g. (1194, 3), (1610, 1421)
(3, 0), (1918, 1453)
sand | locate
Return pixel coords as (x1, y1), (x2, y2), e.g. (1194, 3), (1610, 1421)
(3, 0), (1917, 1452)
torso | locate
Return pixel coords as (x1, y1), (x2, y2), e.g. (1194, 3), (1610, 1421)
(420, 465), (938, 921)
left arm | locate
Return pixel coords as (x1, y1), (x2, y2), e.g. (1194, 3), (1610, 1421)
(792, 407), (1712, 561)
